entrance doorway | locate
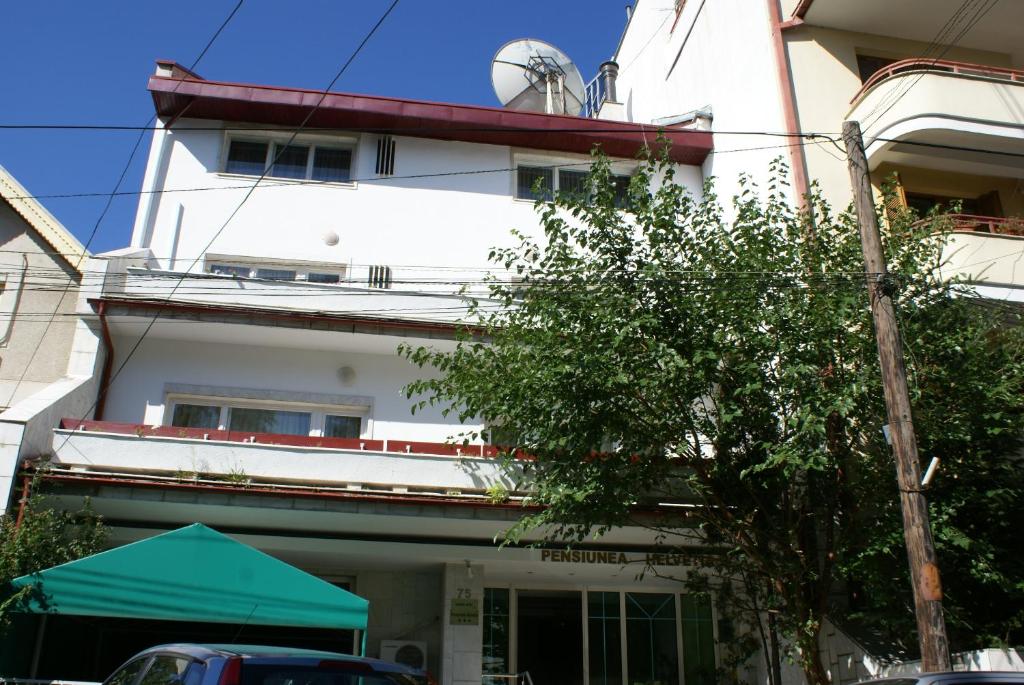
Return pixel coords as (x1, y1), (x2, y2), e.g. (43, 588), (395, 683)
(516, 590), (583, 685)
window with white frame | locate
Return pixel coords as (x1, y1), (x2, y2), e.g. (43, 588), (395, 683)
(205, 257), (346, 284)
(167, 397), (366, 439)
(224, 137), (354, 183)
(515, 163), (632, 208)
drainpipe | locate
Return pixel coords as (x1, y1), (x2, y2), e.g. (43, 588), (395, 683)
(95, 301), (114, 421)
(14, 472), (32, 528)
(765, 0), (811, 209)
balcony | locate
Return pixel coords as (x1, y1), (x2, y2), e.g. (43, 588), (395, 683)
(53, 419), (524, 497)
(105, 268), (477, 325)
(849, 59), (1024, 178)
(918, 215), (1024, 297)
(792, 0), (1023, 54)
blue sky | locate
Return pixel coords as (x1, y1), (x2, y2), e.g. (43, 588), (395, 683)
(1, 1), (631, 253)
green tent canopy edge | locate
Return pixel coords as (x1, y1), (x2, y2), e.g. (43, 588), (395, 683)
(10, 523), (369, 635)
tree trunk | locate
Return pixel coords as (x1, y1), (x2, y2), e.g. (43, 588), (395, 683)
(796, 625), (830, 685)
(768, 613), (784, 685)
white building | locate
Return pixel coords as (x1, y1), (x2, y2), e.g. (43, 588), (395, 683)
(597, 0), (1024, 302)
(0, 60), (731, 685)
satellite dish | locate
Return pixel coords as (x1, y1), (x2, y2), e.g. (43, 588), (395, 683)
(491, 38), (586, 116)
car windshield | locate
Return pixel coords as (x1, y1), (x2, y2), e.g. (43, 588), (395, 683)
(241, 664), (416, 685)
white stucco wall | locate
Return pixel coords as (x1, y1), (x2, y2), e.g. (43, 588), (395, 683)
(130, 122), (704, 288)
(101, 335), (475, 443)
(611, 0), (791, 205)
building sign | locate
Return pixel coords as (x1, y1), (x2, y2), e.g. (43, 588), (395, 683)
(449, 598), (479, 625)
(540, 549), (697, 567)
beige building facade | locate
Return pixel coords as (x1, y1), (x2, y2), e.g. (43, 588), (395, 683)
(598, 0), (1024, 299)
(0, 167), (89, 409)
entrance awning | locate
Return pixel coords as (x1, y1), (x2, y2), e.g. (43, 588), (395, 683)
(10, 523), (368, 631)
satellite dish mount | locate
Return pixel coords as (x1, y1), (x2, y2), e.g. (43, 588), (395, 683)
(491, 39), (586, 116)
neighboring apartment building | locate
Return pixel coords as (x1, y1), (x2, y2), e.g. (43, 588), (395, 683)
(597, 0), (1024, 302)
(3, 60), (730, 685)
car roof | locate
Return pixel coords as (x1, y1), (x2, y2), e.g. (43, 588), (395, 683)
(134, 644), (415, 673)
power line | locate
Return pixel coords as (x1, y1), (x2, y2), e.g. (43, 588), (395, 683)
(861, 0), (1000, 133)
(6, 0), (246, 406)
(68, 0), (403, 443)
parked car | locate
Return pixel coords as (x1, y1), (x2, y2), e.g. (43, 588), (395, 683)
(859, 673), (1024, 685)
(102, 644), (428, 685)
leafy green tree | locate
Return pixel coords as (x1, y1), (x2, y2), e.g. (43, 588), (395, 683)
(403, 149), (1024, 684)
(0, 486), (107, 630)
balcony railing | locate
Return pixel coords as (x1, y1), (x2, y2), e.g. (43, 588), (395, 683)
(913, 214), (1024, 237)
(853, 58), (1024, 105)
(59, 418), (519, 459)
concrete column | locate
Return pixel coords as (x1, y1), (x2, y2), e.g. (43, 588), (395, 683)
(441, 562), (484, 685)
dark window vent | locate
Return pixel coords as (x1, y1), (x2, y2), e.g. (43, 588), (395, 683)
(376, 136), (396, 176)
(368, 265), (393, 289)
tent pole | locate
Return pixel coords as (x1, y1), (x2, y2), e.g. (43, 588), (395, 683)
(29, 614), (47, 677)
(360, 630), (367, 657)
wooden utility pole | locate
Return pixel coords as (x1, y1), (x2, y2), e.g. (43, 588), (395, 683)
(842, 120), (951, 672)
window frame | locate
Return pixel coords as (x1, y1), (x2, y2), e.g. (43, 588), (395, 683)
(204, 255), (348, 285)
(221, 131), (358, 186)
(512, 152), (635, 206)
(165, 394), (370, 439)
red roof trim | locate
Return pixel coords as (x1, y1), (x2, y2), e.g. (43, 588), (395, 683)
(148, 63), (713, 165)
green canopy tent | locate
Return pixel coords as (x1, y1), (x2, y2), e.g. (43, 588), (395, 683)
(10, 523), (369, 655)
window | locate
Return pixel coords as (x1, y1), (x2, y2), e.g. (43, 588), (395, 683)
(681, 595), (716, 685)
(482, 588), (510, 683)
(106, 657), (148, 685)
(516, 166), (554, 201)
(516, 164), (632, 208)
(856, 55), (899, 83)
(270, 144), (309, 179)
(559, 169), (590, 200)
(171, 403), (221, 430)
(167, 397), (365, 439)
(626, 593), (679, 685)
(314, 147), (353, 182)
(206, 259), (346, 284)
(226, 140), (269, 175)
(229, 407), (312, 436)
(139, 656), (192, 685)
(589, 592), (623, 685)
(225, 137), (353, 182)
(255, 268), (297, 281)
(209, 263), (251, 278)
(325, 415), (361, 439)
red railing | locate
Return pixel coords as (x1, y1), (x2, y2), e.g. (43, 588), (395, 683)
(915, 214), (1024, 237)
(58, 418), (523, 458)
(852, 58), (1024, 105)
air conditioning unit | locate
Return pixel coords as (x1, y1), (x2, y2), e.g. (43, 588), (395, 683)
(380, 640), (427, 672)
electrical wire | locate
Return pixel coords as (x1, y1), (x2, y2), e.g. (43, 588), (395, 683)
(5, 0), (247, 406)
(861, 0), (1001, 133)
(61, 0), (403, 448)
